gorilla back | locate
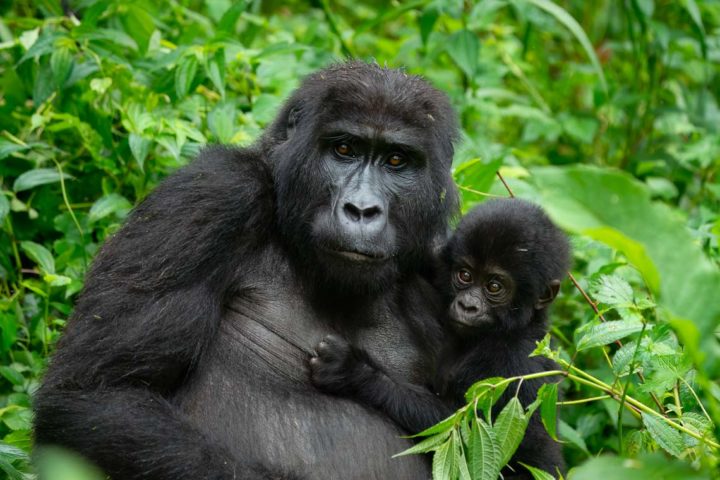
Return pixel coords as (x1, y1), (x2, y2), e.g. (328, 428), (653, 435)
(33, 62), (458, 479)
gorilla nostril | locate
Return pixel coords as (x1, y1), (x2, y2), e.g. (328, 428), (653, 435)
(362, 206), (382, 222)
(343, 203), (383, 223)
(458, 300), (478, 313)
(343, 203), (362, 222)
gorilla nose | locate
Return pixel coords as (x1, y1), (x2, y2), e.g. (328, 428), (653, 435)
(458, 300), (478, 313)
(343, 202), (383, 224)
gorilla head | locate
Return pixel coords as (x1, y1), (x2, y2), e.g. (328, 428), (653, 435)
(263, 62), (459, 294)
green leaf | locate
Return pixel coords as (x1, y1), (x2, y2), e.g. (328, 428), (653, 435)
(205, 49), (226, 96)
(394, 431), (451, 457)
(589, 275), (634, 307)
(642, 413), (685, 458)
(518, 462), (556, 480)
(175, 55), (198, 99)
(50, 47), (73, 88)
(89, 194), (133, 223)
(208, 102), (236, 144)
(129, 134), (151, 172)
(576, 319), (647, 351)
(0, 441), (28, 480)
(559, 420), (589, 454)
(0, 195), (9, 223)
(0, 366), (24, 386)
(432, 436), (459, 480)
(538, 383), (558, 441)
(20, 241), (55, 274)
(612, 342), (641, 377)
(0, 139), (30, 160)
(493, 397), (527, 466)
(464, 376), (508, 416)
(446, 29), (479, 79)
(13, 168), (74, 192)
(454, 158), (502, 207)
(418, 6), (439, 46)
(519, 0), (607, 93)
(570, 453), (708, 479)
(467, 419), (501, 480)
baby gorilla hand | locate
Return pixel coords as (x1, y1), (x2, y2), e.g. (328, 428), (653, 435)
(309, 334), (375, 396)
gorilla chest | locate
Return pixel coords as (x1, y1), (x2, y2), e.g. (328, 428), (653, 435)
(177, 268), (432, 478)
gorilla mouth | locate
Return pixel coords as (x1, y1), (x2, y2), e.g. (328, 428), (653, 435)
(322, 247), (389, 263)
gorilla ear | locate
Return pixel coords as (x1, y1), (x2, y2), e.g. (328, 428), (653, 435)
(535, 279), (561, 309)
(286, 106), (301, 138)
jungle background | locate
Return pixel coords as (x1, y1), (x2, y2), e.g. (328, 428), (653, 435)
(0, 0), (719, 479)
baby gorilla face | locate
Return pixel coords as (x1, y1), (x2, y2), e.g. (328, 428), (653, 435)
(447, 261), (516, 330)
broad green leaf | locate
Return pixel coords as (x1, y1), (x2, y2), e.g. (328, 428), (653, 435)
(432, 436), (459, 480)
(89, 194), (132, 223)
(518, 0), (607, 93)
(20, 241), (55, 274)
(35, 446), (106, 480)
(576, 320), (647, 351)
(454, 158), (502, 208)
(570, 453), (708, 479)
(467, 419), (500, 480)
(13, 168), (73, 192)
(394, 431), (450, 457)
(531, 165), (720, 350)
(539, 383), (558, 441)
(518, 462), (555, 480)
(589, 275), (633, 307)
(642, 413), (685, 458)
(175, 55), (198, 99)
(446, 29), (479, 79)
(493, 397), (527, 466)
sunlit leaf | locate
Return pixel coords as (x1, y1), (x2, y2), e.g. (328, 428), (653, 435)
(576, 319), (647, 351)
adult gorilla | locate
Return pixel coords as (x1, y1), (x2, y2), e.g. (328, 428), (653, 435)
(33, 62), (459, 479)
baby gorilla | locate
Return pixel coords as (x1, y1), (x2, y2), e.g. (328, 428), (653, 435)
(309, 198), (570, 478)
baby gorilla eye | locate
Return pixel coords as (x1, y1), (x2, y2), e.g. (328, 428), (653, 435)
(485, 280), (503, 294)
(334, 143), (352, 157)
(457, 269), (473, 285)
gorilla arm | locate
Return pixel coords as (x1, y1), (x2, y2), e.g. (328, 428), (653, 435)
(309, 334), (453, 434)
(33, 147), (281, 480)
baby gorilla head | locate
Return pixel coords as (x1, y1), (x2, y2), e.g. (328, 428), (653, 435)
(443, 199), (571, 333)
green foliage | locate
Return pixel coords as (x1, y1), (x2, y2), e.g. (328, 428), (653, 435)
(0, 0), (719, 478)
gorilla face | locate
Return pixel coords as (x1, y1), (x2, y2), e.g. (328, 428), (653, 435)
(266, 62), (459, 294)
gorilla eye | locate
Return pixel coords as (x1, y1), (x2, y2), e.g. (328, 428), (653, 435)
(386, 154), (406, 169)
(457, 269), (473, 285)
(334, 143), (353, 157)
(486, 280), (503, 294)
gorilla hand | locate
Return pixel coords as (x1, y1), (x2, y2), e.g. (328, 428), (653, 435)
(309, 335), (377, 396)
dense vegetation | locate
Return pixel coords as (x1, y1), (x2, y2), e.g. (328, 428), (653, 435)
(0, 0), (719, 478)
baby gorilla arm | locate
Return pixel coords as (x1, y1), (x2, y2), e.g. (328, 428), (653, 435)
(309, 335), (452, 434)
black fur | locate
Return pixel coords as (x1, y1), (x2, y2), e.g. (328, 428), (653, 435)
(34, 62), (459, 479)
(310, 198), (570, 478)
